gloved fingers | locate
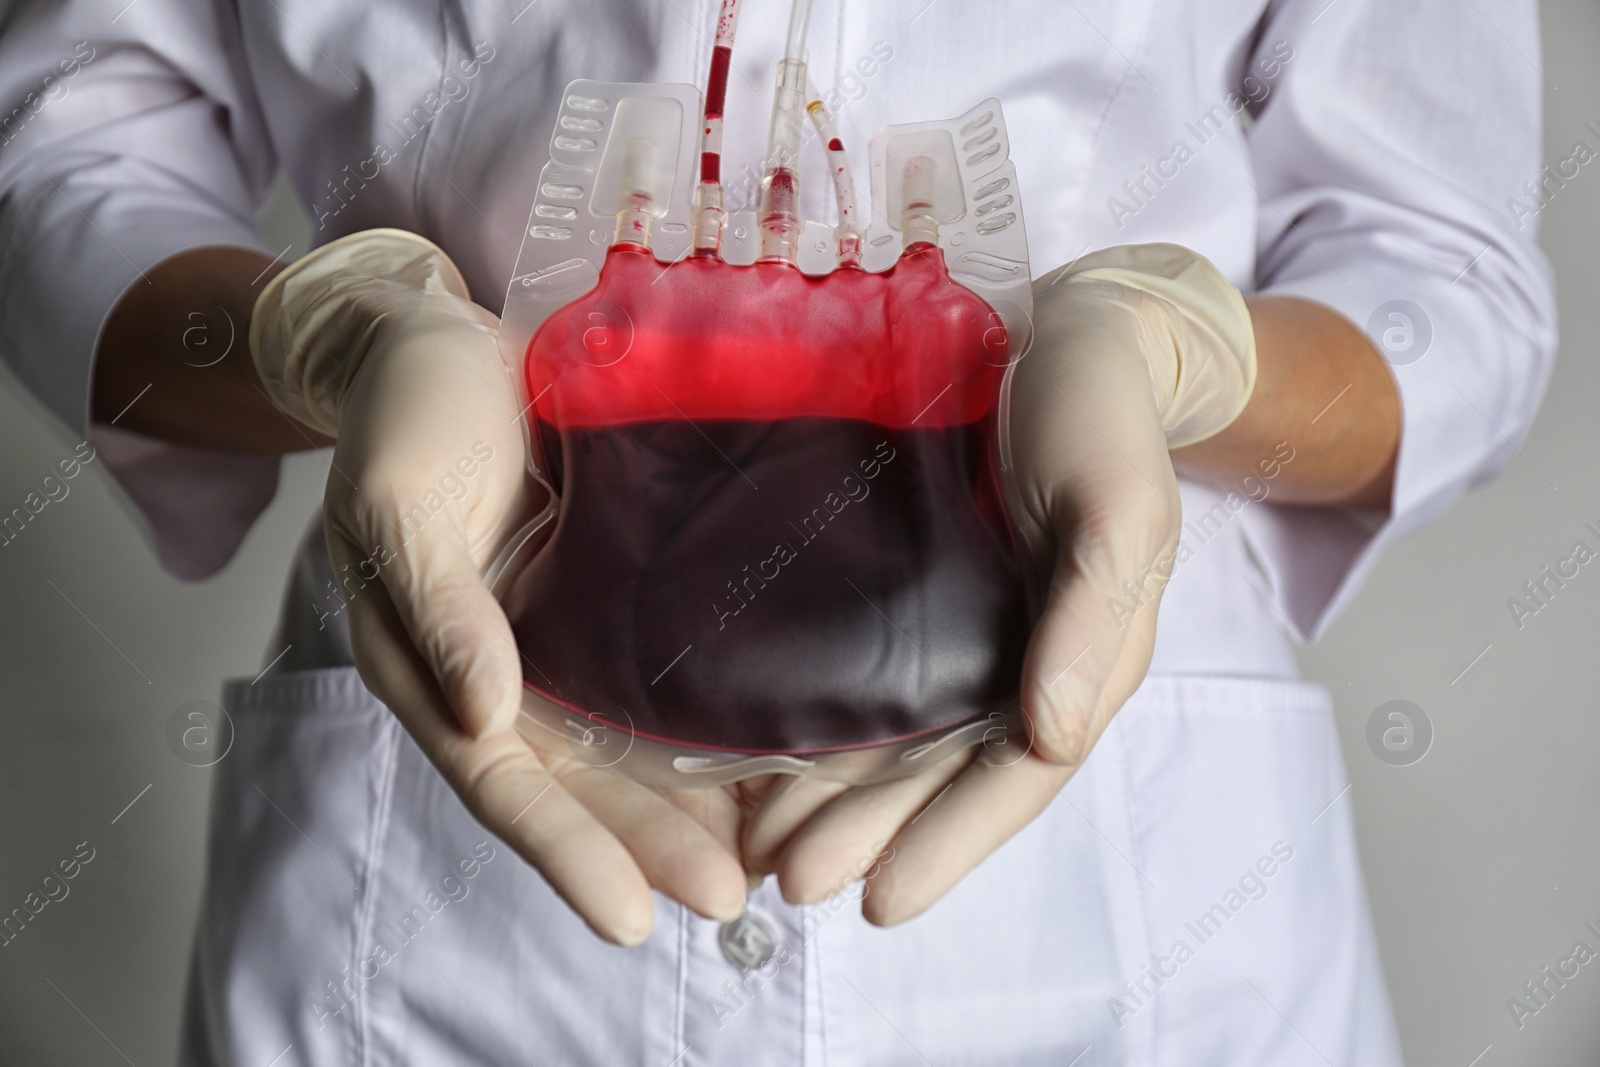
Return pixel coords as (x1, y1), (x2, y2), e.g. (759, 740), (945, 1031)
(731, 773), (788, 815)
(739, 774), (854, 878)
(318, 323), (532, 742)
(1009, 356), (1177, 513)
(754, 556), (1167, 922)
(336, 551), (657, 946)
(1007, 329), (1180, 764)
(1085, 571), (1167, 747)
(858, 753), (1074, 927)
(326, 464), (524, 741)
(762, 751), (972, 905)
(863, 607), (1162, 930)
(552, 761), (750, 923)
(752, 614), (1160, 924)
(1016, 498), (1175, 764)
(331, 324), (531, 558)
(1011, 279), (1179, 494)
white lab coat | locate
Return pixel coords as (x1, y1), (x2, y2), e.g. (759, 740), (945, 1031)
(0, 0), (1556, 1063)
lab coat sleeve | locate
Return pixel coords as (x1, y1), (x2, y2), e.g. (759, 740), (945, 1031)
(0, 0), (282, 580)
(1237, 0), (1558, 640)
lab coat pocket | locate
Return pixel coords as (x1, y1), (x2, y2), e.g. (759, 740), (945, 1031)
(184, 667), (402, 1067)
(1108, 674), (1401, 1067)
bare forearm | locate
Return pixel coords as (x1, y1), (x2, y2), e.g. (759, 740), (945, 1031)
(91, 245), (331, 453)
(1171, 294), (1400, 510)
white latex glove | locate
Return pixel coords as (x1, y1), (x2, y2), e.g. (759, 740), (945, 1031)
(740, 243), (1257, 922)
(251, 229), (748, 944)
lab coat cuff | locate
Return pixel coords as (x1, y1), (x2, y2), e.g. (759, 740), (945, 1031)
(1233, 269), (1521, 643)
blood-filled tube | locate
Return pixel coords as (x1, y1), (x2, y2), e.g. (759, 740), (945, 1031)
(758, 0), (814, 263)
(804, 81), (861, 267)
(692, 0), (742, 254)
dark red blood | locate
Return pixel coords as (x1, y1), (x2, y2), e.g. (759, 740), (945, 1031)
(705, 46), (732, 118)
(827, 137), (844, 151)
(763, 166), (797, 220)
(509, 244), (1026, 754)
(503, 419), (1026, 752)
(700, 45), (733, 186)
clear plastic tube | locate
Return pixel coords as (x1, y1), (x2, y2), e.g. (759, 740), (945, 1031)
(804, 79), (861, 267)
(758, 0), (815, 262)
(613, 135), (661, 248)
(900, 154), (941, 247)
(783, 0), (814, 62)
(692, 0), (743, 253)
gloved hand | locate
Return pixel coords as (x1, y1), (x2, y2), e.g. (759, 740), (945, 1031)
(739, 243), (1257, 921)
(251, 228), (749, 943)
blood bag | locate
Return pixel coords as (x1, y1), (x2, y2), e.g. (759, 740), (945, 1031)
(490, 4), (1035, 787)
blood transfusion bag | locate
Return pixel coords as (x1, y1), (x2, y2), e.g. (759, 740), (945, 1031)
(490, 1), (1035, 787)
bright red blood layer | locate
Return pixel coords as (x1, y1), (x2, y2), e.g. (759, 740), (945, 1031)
(525, 244), (1010, 432)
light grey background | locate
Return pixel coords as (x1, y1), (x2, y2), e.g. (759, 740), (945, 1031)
(0, 3), (1596, 1063)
